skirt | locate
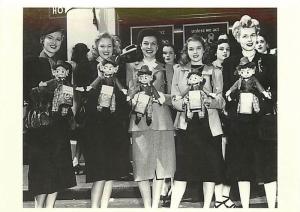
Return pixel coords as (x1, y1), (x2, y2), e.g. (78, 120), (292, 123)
(225, 114), (277, 183)
(83, 111), (130, 182)
(174, 117), (225, 183)
(27, 120), (76, 196)
(132, 130), (176, 181)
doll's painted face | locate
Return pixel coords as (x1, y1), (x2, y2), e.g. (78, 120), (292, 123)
(238, 67), (255, 79)
(43, 31), (63, 56)
(52, 66), (69, 80)
(187, 40), (204, 63)
(216, 43), (230, 61)
(188, 74), (203, 85)
(100, 63), (118, 77)
(138, 74), (153, 84)
(162, 46), (175, 65)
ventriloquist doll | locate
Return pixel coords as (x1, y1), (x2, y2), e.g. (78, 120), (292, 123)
(182, 66), (214, 122)
(129, 65), (165, 126)
(225, 57), (271, 114)
(81, 55), (127, 112)
(28, 60), (73, 128)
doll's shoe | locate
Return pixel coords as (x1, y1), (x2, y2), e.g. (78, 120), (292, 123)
(146, 118), (152, 126)
(223, 196), (237, 208)
(135, 117), (141, 125)
(73, 164), (85, 175)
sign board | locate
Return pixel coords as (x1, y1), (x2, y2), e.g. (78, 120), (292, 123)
(49, 7), (67, 19)
(130, 25), (174, 45)
(183, 22), (228, 44)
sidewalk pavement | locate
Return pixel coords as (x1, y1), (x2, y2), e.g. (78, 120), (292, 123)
(23, 165), (275, 208)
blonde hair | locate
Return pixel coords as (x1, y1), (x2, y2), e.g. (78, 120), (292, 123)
(232, 15), (260, 40)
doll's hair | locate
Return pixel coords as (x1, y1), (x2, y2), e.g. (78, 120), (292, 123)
(178, 34), (210, 66)
(90, 32), (120, 60)
(232, 15), (260, 41)
(136, 28), (162, 61)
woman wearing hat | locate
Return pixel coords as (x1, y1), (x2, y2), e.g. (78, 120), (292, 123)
(170, 34), (225, 208)
(23, 23), (76, 208)
(222, 15), (277, 208)
(79, 32), (129, 208)
(126, 28), (176, 208)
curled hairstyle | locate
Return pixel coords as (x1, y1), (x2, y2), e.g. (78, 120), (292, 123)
(90, 32), (120, 60)
(232, 15), (260, 41)
(136, 28), (162, 61)
(179, 34), (209, 66)
(209, 34), (231, 63)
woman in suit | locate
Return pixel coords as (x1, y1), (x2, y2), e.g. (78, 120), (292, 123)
(126, 28), (176, 208)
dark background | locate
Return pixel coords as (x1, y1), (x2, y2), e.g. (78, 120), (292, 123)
(23, 8), (277, 59)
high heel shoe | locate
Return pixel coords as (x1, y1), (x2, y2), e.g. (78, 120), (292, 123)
(222, 195), (237, 208)
(160, 194), (171, 207)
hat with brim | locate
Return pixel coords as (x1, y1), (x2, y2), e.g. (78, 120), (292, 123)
(236, 57), (256, 70)
(53, 60), (72, 71)
(187, 66), (204, 79)
(102, 56), (118, 67)
(137, 65), (152, 76)
(40, 22), (64, 37)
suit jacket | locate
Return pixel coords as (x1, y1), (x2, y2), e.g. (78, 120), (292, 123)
(126, 60), (174, 131)
(171, 63), (225, 136)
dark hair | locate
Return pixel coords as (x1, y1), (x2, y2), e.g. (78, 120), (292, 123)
(179, 34), (209, 66)
(136, 28), (162, 61)
(157, 42), (179, 64)
(209, 38), (231, 63)
(71, 43), (89, 63)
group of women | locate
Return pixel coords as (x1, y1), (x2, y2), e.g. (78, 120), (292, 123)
(23, 14), (277, 208)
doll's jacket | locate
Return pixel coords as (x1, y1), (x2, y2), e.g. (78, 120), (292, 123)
(230, 76), (265, 94)
(171, 63), (225, 136)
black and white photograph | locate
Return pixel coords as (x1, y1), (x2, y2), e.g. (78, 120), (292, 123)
(1, 1), (300, 211)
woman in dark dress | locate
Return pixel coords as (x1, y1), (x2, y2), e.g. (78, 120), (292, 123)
(23, 24), (76, 208)
(222, 15), (277, 208)
(170, 34), (225, 208)
(81, 32), (129, 208)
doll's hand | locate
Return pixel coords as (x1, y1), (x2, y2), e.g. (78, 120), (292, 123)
(183, 96), (189, 105)
(86, 86), (92, 91)
(121, 89), (128, 95)
(263, 91), (272, 99)
(39, 81), (47, 87)
(225, 90), (231, 97)
(75, 87), (85, 92)
(225, 90), (232, 101)
(203, 97), (212, 108)
(126, 96), (131, 102)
